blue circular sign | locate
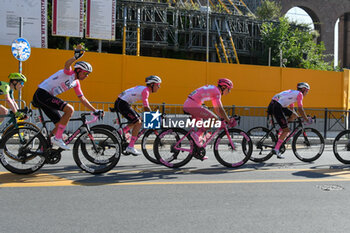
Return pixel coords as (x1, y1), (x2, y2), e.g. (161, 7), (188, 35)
(11, 38), (31, 61)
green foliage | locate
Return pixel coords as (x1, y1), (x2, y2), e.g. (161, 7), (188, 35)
(260, 17), (337, 71)
(256, 0), (281, 21)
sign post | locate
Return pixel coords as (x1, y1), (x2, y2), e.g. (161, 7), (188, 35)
(11, 37), (31, 108)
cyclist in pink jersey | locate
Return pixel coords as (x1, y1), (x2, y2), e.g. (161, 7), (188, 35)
(183, 78), (236, 148)
(32, 44), (102, 150)
(267, 82), (312, 158)
(113, 75), (161, 155)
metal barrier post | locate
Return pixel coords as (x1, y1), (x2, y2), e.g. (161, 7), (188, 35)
(324, 108), (328, 139)
(231, 105), (235, 116)
(162, 102), (165, 114)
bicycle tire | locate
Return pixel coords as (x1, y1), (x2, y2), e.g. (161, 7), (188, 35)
(292, 128), (325, 162)
(153, 128), (193, 168)
(247, 126), (276, 162)
(91, 124), (121, 141)
(141, 129), (161, 164)
(333, 130), (350, 164)
(0, 127), (47, 174)
(214, 128), (252, 168)
(2, 121), (40, 136)
(73, 128), (121, 174)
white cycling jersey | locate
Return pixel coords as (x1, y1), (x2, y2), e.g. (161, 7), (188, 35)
(272, 89), (303, 108)
(119, 86), (150, 107)
(38, 69), (83, 97)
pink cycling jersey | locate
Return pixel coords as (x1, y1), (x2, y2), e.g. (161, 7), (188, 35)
(272, 89), (303, 108)
(186, 85), (222, 107)
(38, 68), (83, 97)
(183, 85), (222, 120)
(119, 86), (150, 108)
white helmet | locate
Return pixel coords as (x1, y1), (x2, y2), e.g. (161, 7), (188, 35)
(145, 75), (162, 84)
(74, 61), (93, 73)
(297, 82), (310, 90)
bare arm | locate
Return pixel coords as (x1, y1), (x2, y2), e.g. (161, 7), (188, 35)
(213, 103), (230, 122)
(5, 94), (18, 113)
(144, 106), (151, 112)
(297, 107), (308, 121)
(78, 95), (96, 112)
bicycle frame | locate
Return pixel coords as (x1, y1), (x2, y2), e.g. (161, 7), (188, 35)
(172, 120), (236, 152)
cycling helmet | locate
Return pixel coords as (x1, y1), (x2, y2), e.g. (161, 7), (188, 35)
(218, 78), (233, 89)
(145, 75), (162, 84)
(297, 82), (310, 90)
(8, 73), (27, 82)
(74, 61), (93, 73)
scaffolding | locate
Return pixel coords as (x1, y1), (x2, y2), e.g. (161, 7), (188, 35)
(115, 0), (263, 63)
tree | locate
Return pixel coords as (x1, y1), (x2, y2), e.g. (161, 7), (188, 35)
(260, 17), (336, 71)
(256, 0), (281, 21)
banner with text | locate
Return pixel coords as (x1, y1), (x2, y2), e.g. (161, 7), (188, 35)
(52, 0), (84, 38)
(0, 0), (47, 48)
(86, 0), (116, 40)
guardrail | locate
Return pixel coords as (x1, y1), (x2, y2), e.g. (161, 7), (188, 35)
(3, 100), (344, 139)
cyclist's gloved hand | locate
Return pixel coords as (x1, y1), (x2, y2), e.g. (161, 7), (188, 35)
(74, 49), (84, 60)
(15, 111), (27, 120)
(93, 110), (104, 120)
(305, 116), (313, 125)
(228, 117), (237, 128)
(304, 116), (313, 125)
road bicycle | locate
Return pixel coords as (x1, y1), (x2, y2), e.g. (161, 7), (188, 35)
(247, 115), (325, 162)
(0, 107), (39, 136)
(153, 116), (253, 168)
(0, 106), (121, 175)
(92, 107), (162, 164)
(332, 129), (350, 164)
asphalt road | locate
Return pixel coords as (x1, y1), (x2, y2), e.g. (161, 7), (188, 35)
(1, 144), (350, 233)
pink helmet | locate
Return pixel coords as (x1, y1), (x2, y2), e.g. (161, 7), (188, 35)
(218, 78), (233, 89)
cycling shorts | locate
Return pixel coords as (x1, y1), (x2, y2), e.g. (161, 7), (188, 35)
(183, 98), (217, 120)
(114, 98), (140, 124)
(32, 88), (67, 124)
(267, 100), (293, 129)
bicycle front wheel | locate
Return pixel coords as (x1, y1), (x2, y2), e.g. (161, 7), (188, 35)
(0, 127), (47, 174)
(214, 128), (252, 168)
(292, 128), (325, 162)
(247, 126), (276, 162)
(333, 130), (350, 164)
(73, 128), (121, 174)
(153, 128), (194, 168)
(141, 129), (161, 164)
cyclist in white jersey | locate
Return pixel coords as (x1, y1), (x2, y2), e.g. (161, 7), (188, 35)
(113, 75), (161, 155)
(32, 44), (102, 150)
(267, 82), (312, 158)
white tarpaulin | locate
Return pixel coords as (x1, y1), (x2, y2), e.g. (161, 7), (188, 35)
(0, 0), (47, 48)
(52, 0), (84, 38)
(86, 0), (116, 40)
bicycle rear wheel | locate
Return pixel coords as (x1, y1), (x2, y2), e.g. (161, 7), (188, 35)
(0, 127), (47, 174)
(247, 126), (276, 162)
(333, 130), (350, 164)
(73, 128), (121, 174)
(153, 128), (193, 168)
(214, 128), (252, 168)
(141, 129), (161, 164)
(292, 128), (325, 162)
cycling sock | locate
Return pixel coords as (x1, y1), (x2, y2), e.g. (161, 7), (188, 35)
(55, 124), (66, 140)
(128, 136), (137, 147)
(275, 139), (283, 150)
